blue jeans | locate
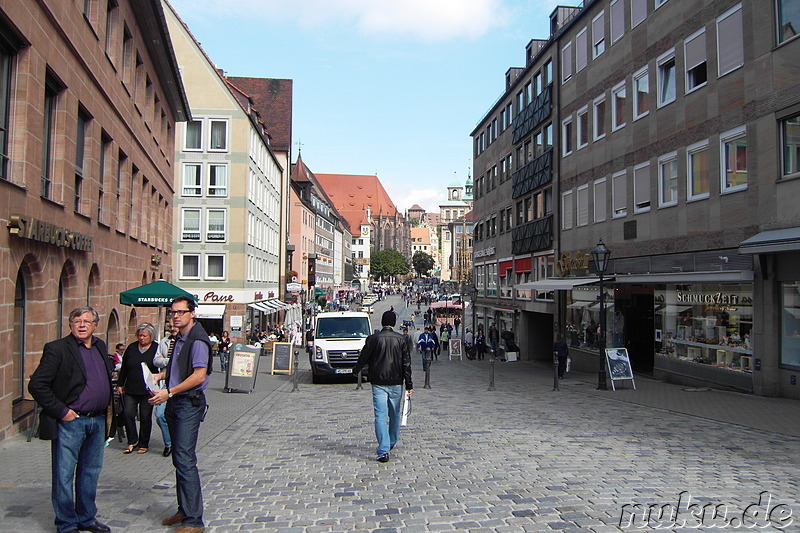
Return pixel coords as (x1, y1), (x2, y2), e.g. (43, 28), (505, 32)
(166, 394), (206, 527)
(51, 415), (105, 533)
(154, 402), (171, 447)
(371, 384), (402, 455)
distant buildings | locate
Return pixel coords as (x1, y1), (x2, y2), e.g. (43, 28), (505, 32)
(471, 0), (800, 398)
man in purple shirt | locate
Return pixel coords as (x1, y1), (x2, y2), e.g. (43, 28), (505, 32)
(149, 295), (211, 533)
(29, 306), (113, 533)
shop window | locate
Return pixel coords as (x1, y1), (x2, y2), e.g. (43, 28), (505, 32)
(685, 29), (707, 93)
(657, 49), (676, 107)
(776, 0), (800, 45)
(781, 112), (800, 177)
(721, 126), (747, 192)
(717, 4), (743, 76)
(687, 140), (710, 201)
(633, 67), (649, 120)
(781, 281), (800, 368)
(658, 151), (679, 207)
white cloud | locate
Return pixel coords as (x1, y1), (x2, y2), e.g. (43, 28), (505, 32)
(170, 0), (507, 41)
(389, 187), (444, 215)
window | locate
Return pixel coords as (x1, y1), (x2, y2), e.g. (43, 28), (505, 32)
(781, 282), (800, 367)
(182, 163), (201, 196)
(593, 178), (607, 222)
(612, 171), (627, 217)
(561, 190), (573, 230)
(610, 0), (625, 44)
(0, 35), (13, 181)
(544, 60), (552, 86)
(687, 140), (710, 200)
(181, 209), (201, 241)
(782, 113), (800, 177)
(122, 26), (133, 86)
(658, 152), (679, 206)
(562, 116), (573, 156)
(685, 29), (707, 93)
(185, 120), (201, 150)
(576, 28), (588, 72)
(105, 0), (119, 62)
(633, 162), (651, 212)
(181, 254), (200, 279)
(657, 49), (676, 106)
(209, 119), (227, 150)
(42, 75), (62, 199)
(612, 82), (626, 131)
(208, 164), (227, 196)
(631, 0), (647, 27)
(500, 108), (507, 131)
(777, 0), (800, 44)
(523, 82), (532, 106)
(98, 133), (112, 223)
(206, 209), (226, 241)
(516, 91), (523, 115)
(655, 0), (670, 8)
(721, 126), (747, 192)
(576, 185), (589, 226)
(717, 4), (744, 76)
(633, 67), (650, 119)
(592, 11), (606, 57)
(593, 94), (606, 140)
(562, 41), (573, 83)
(74, 109), (90, 213)
(577, 106), (589, 149)
(533, 71), (542, 95)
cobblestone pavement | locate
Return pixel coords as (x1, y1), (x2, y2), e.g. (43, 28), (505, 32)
(2, 295), (799, 532)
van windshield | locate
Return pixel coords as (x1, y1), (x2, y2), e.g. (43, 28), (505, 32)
(316, 317), (372, 339)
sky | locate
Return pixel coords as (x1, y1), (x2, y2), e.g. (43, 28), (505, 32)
(168, 0), (557, 214)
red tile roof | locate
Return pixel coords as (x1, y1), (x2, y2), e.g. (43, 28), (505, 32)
(315, 173), (401, 237)
(226, 76), (293, 152)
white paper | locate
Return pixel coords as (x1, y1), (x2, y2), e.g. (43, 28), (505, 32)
(141, 362), (157, 394)
(400, 394), (412, 427)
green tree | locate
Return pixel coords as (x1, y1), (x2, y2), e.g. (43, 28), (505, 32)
(412, 251), (435, 277)
(370, 249), (410, 280)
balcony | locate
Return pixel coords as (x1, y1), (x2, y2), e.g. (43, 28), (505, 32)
(512, 215), (553, 254)
(512, 85), (552, 144)
(511, 148), (552, 199)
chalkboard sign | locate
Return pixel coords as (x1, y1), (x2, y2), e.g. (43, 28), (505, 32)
(271, 342), (294, 375)
(225, 343), (261, 393)
(605, 348), (636, 391)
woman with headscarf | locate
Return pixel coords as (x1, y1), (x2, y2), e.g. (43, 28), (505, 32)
(117, 322), (159, 454)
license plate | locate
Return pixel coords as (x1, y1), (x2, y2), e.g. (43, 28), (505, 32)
(335, 368), (352, 374)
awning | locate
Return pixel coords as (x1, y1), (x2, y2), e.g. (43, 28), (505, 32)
(739, 227), (800, 254)
(195, 304), (226, 319)
(515, 257), (532, 273)
(517, 277), (606, 291)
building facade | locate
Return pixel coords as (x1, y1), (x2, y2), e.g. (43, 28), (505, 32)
(0, 0), (189, 440)
(472, 0), (800, 398)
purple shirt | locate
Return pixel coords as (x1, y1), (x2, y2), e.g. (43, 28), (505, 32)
(168, 333), (210, 393)
(69, 336), (111, 414)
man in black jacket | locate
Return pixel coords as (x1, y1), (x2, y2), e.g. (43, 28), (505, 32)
(353, 310), (413, 463)
(29, 306), (113, 533)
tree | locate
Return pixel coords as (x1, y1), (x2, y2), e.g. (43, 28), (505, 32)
(370, 249), (409, 280)
(412, 251), (435, 277)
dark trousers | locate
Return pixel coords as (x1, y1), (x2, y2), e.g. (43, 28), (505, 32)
(123, 393), (154, 447)
(558, 355), (568, 378)
(166, 393), (206, 527)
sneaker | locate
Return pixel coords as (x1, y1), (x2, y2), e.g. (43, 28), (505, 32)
(376, 453), (389, 463)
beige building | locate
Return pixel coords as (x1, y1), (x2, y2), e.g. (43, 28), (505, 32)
(0, 0), (189, 440)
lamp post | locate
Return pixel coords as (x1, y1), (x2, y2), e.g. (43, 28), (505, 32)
(591, 239), (612, 391)
(469, 286), (478, 343)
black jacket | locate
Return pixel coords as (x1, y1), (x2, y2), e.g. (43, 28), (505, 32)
(353, 327), (413, 389)
(28, 335), (112, 440)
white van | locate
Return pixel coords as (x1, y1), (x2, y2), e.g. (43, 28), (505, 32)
(311, 311), (372, 384)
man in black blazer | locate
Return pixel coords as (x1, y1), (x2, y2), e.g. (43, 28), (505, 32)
(29, 306), (113, 533)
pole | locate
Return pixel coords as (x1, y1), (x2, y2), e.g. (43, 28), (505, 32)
(553, 348), (560, 391)
(291, 349), (299, 392)
(423, 350), (431, 389)
(488, 348), (496, 391)
(597, 271), (608, 390)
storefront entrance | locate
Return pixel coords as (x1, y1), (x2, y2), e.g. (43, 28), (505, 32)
(616, 285), (655, 373)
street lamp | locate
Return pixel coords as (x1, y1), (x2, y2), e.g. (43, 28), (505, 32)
(591, 239), (612, 391)
(469, 286), (478, 342)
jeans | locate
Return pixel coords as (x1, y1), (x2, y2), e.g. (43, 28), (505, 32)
(371, 384), (402, 455)
(154, 402), (171, 447)
(51, 415), (105, 533)
(166, 394), (206, 527)
(123, 393), (154, 447)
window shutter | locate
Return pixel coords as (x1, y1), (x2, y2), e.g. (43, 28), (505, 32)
(717, 7), (743, 75)
(611, 0), (625, 42)
(685, 31), (706, 70)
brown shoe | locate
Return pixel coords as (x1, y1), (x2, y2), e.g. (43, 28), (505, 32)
(174, 527), (204, 533)
(161, 512), (185, 526)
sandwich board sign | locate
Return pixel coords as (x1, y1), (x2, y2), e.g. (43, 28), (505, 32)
(271, 342), (294, 375)
(605, 348), (636, 391)
(225, 343), (261, 393)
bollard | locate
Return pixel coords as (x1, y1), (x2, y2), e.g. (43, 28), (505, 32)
(488, 349), (496, 391)
(423, 351), (431, 389)
(355, 369), (363, 390)
(553, 350), (560, 391)
(291, 350), (299, 392)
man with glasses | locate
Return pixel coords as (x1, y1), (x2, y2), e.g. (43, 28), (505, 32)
(149, 296), (211, 533)
(29, 306), (113, 533)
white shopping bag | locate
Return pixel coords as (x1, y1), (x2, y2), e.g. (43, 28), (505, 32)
(565, 357), (572, 373)
(141, 362), (157, 394)
(400, 392), (412, 427)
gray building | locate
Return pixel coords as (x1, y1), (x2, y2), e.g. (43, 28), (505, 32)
(471, 0), (800, 398)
